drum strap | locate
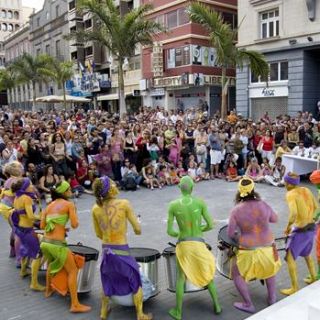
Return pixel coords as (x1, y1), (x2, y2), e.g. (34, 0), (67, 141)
(42, 237), (67, 247)
(177, 237), (205, 243)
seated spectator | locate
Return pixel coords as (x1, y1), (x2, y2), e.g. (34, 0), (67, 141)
(309, 141), (320, 158)
(38, 164), (60, 204)
(187, 161), (200, 182)
(245, 158), (264, 182)
(196, 162), (210, 181)
(111, 153), (122, 183)
(275, 140), (291, 159)
(264, 157), (285, 187)
(76, 159), (92, 189)
(121, 159), (142, 190)
(292, 141), (309, 157)
(176, 161), (187, 178)
(158, 165), (172, 186)
(94, 144), (112, 177)
(287, 125), (299, 149)
(147, 136), (160, 166)
(226, 161), (241, 182)
(169, 165), (180, 184)
(68, 171), (89, 197)
(26, 163), (39, 187)
(261, 157), (272, 176)
(142, 159), (161, 190)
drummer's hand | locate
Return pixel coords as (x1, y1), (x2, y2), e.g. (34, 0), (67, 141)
(134, 227), (141, 235)
(284, 227), (291, 236)
(65, 227), (70, 232)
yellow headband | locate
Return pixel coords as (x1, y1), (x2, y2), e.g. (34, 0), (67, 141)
(238, 177), (254, 198)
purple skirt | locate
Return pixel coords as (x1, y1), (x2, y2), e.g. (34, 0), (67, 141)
(286, 228), (315, 260)
(100, 244), (141, 297)
(14, 226), (40, 259)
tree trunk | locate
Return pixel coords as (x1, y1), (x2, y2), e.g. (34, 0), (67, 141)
(220, 67), (229, 119)
(118, 61), (126, 116)
(62, 82), (67, 110)
(32, 81), (36, 112)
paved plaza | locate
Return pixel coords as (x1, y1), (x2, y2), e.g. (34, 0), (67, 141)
(0, 180), (316, 320)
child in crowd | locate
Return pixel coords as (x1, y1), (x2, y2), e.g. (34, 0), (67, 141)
(147, 136), (160, 166)
(261, 157), (272, 176)
(245, 157), (264, 182)
(68, 171), (90, 197)
(142, 161), (161, 190)
(176, 161), (187, 178)
(196, 162), (210, 181)
(226, 161), (241, 182)
(188, 161), (200, 182)
(264, 157), (286, 187)
(158, 165), (172, 186)
(169, 165), (180, 184)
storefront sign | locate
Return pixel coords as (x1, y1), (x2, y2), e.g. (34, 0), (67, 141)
(150, 88), (165, 96)
(153, 75), (191, 87)
(249, 85), (288, 98)
(152, 42), (163, 77)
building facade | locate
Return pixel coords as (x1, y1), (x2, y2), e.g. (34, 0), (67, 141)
(237, 0), (320, 120)
(140, 0), (237, 114)
(29, 0), (70, 99)
(4, 22), (32, 109)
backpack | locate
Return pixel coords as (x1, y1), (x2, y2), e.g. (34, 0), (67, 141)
(123, 175), (137, 191)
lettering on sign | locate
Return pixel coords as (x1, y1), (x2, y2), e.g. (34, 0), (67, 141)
(262, 87), (275, 97)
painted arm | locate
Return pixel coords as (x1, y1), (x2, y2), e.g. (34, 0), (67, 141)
(227, 211), (238, 240)
(200, 200), (213, 232)
(167, 203), (179, 237)
(92, 206), (103, 240)
(40, 207), (47, 230)
(68, 202), (79, 229)
(125, 200), (141, 235)
(285, 193), (297, 234)
(24, 196), (38, 221)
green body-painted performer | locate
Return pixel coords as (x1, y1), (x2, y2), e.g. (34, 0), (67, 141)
(167, 176), (221, 320)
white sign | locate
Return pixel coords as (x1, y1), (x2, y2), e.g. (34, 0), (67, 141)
(249, 86), (288, 98)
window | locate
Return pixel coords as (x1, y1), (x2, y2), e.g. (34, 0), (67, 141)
(261, 9), (279, 39)
(69, 0), (76, 10)
(37, 17), (40, 27)
(1, 10), (6, 19)
(166, 11), (177, 29)
(222, 12), (237, 29)
(56, 5), (59, 18)
(166, 45), (191, 68)
(7, 11), (12, 19)
(84, 19), (92, 29)
(14, 11), (19, 20)
(45, 44), (50, 55)
(250, 61), (288, 83)
(85, 46), (93, 56)
(55, 40), (61, 56)
(46, 11), (50, 20)
(15, 24), (19, 31)
(71, 51), (77, 60)
(36, 48), (41, 56)
(2, 23), (7, 31)
(177, 8), (189, 25)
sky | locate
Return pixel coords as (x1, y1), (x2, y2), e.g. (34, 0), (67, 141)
(22, 0), (45, 11)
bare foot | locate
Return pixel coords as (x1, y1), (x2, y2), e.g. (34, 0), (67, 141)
(100, 305), (111, 320)
(280, 287), (298, 296)
(30, 284), (46, 292)
(20, 270), (30, 278)
(137, 313), (153, 320)
(168, 308), (181, 320)
(45, 286), (54, 298)
(70, 304), (91, 313)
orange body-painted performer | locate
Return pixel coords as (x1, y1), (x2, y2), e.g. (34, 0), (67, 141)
(40, 181), (91, 313)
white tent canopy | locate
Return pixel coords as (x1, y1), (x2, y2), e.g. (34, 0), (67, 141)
(35, 95), (91, 103)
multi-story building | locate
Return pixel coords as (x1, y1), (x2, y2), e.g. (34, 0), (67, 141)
(237, 0), (320, 120)
(29, 0), (70, 98)
(4, 22), (32, 109)
(140, 0), (237, 114)
(0, 0), (33, 67)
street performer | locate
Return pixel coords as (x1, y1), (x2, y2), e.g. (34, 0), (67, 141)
(11, 177), (44, 291)
(281, 172), (318, 295)
(227, 177), (281, 313)
(0, 161), (24, 259)
(92, 176), (152, 320)
(167, 175), (221, 320)
(40, 181), (91, 313)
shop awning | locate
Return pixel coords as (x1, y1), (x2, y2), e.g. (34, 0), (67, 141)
(97, 92), (132, 101)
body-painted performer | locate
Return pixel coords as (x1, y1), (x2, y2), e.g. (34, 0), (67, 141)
(40, 181), (91, 313)
(281, 172), (318, 295)
(92, 176), (152, 320)
(0, 161), (23, 258)
(309, 169), (320, 279)
(227, 177), (281, 313)
(11, 177), (44, 291)
(167, 176), (221, 320)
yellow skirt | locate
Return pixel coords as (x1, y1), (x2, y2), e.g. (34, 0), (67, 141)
(176, 241), (215, 287)
(0, 203), (13, 222)
(236, 247), (281, 282)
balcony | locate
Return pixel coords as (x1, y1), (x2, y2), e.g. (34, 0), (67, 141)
(68, 9), (83, 22)
(250, 0), (277, 6)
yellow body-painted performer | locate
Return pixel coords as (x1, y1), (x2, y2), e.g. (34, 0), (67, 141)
(0, 161), (24, 258)
(281, 172), (318, 296)
(167, 176), (221, 320)
(40, 181), (91, 313)
(11, 177), (44, 291)
(92, 176), (152, 320)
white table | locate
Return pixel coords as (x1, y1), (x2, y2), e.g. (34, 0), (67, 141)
(281, 154), (319, 175)
(248, 281), (320, 320)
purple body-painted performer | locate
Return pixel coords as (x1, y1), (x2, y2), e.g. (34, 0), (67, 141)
(227, 177), (281, 313)
(92, 176), (152, 320)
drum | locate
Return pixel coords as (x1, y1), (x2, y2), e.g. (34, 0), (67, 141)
(217, 225), (238, 280)
(111, 247), (161, 306)
(68, 244), (99, 293)
(162, 244), (212, 293)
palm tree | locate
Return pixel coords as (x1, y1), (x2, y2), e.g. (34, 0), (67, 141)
(187, 3), (269, 118)
(69, 0), (163, 115)
(11, 53), (53, 112)
(0, 67), (16, 106)
(42, 59), (74, 109)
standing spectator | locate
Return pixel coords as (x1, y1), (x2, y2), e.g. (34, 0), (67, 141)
(195, 127), (208, 164)
(208, 127), (223, 179)
(50, 133), (69, 177)
(299, 122), (313, 148)
(259, 129), (274, 163)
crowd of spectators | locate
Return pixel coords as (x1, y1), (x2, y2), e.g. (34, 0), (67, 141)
(0, 105), (318, 196)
